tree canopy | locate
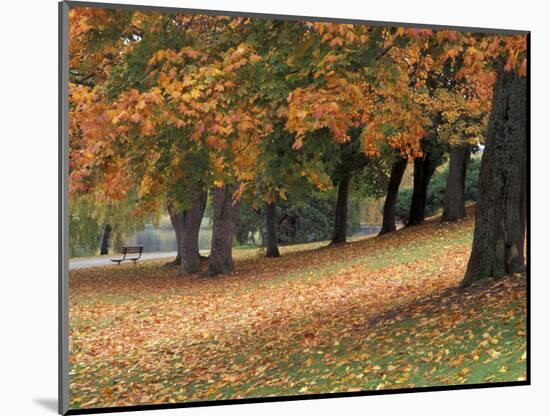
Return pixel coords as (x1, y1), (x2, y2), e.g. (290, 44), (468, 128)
(69, 8), (525, 213)
(68, 6), (527, 281)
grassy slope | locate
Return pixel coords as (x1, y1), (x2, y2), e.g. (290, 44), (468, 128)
(68, 208), (527, 409)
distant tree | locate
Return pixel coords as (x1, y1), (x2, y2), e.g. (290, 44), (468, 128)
(407, 135), (447, 226)
(278, 195), (362, 245)
(69, 194), (146, 257)
(379, 154), (408, 235)
(99, 224), (112, 255)
(236, 190), (364, 247)
(330, 129), (367, 245)
(69, 197), (102, 257)
(395, 157), (481, 223)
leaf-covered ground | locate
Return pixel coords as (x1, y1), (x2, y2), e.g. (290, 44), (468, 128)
(68, 208), (527, 409)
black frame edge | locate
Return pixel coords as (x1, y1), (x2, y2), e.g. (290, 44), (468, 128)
(59, 1), (71, 415)
(65, 381), (530, 415)
(63, 0), (529, 35)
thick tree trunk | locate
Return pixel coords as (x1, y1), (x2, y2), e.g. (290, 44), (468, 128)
(442, 145), (471, 222)
(208, 184), (240, 276)
(379, 157), (408, 235)
(407, 153), (437, 226)
(100, 224), (112, 255)
(167, 205), (183, 265)
(180, 190), (208, 274)
(265, 202), (280, 258)
(331, 173), (351, 244)
(461, 65), (527, 288)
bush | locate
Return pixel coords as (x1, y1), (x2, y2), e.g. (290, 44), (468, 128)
(236, 193), (362, 246)
(235, 204), (264, 245)
(395, 156), (481, 222)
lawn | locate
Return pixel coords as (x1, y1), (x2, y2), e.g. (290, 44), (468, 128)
(68, 208), (527, 409)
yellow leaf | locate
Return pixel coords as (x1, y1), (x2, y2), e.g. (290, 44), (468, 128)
(190, 89), (201, 99)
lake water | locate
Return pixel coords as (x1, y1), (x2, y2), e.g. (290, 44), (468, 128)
(125, 224), (213, 253)
(124, 223), (385, 253)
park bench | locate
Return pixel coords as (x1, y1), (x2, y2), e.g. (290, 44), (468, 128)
(110, 245), (144, 265)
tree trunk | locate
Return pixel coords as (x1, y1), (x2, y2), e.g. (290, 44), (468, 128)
(265, 202), (280, 258)
(379, 157), (408, 235)
(442, 145), (471, 222)
(180, 190), (208, 274)
(461, 65), (527, 288)
(407, 153), (436, 226)
(99, 224), (112, 255)
(167, 205), (183, 265)
(331, 173), (351, 244)
(208, 184), (239, 276)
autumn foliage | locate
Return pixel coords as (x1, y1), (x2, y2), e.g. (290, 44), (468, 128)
(68, 8), (526, 214)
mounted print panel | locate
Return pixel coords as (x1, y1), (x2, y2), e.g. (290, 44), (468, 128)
(59, 1), (529, 414)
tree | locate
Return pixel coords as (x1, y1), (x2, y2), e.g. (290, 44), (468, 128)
(179, 190), (208, 273)
(379, 154), (408, 234)
(265, 202), (280, 257)
(69, 193), (147, 257)
(166, 203), (183, 265)
(68, 9), (527, 282)
(462, 61), (527, 287)
(407, 136), (446, 226)
(395, 155), (481, 222)
(99, 224), (112, 255)
(425, 31), (528, 286)
(208, 184), (240, 276)
(330, 129), (366, 245)
(330, 129), (389, 244)
(433, 71), (492, 222)
(69, 11), (273, 275)
(442, 144), (471, 222)
(69, 196), (103, 257)
(331, 173), (351, 245)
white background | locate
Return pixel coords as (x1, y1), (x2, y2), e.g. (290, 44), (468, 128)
(0, 0), (547, 415)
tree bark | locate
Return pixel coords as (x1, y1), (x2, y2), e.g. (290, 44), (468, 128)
(180, 190), (208, 274)
(265, 202), (280, 257)
(331, 173), (351, 244)
(100, 224), (112, 255)
(379, 157), (408, 235)
(442, 145), (471, 222)
(407, 153), (437, 226)
(167, 205), (183, 265)
(461, 65), (527, 288)
(208, 184), (240, 276)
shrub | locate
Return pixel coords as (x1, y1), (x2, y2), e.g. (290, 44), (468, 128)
(236, 193), (362, 246)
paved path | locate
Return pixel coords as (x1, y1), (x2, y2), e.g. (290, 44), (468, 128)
(69, 251), (178, 270)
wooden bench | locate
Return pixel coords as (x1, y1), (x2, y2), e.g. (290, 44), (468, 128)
(110, 245), (144, 265)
